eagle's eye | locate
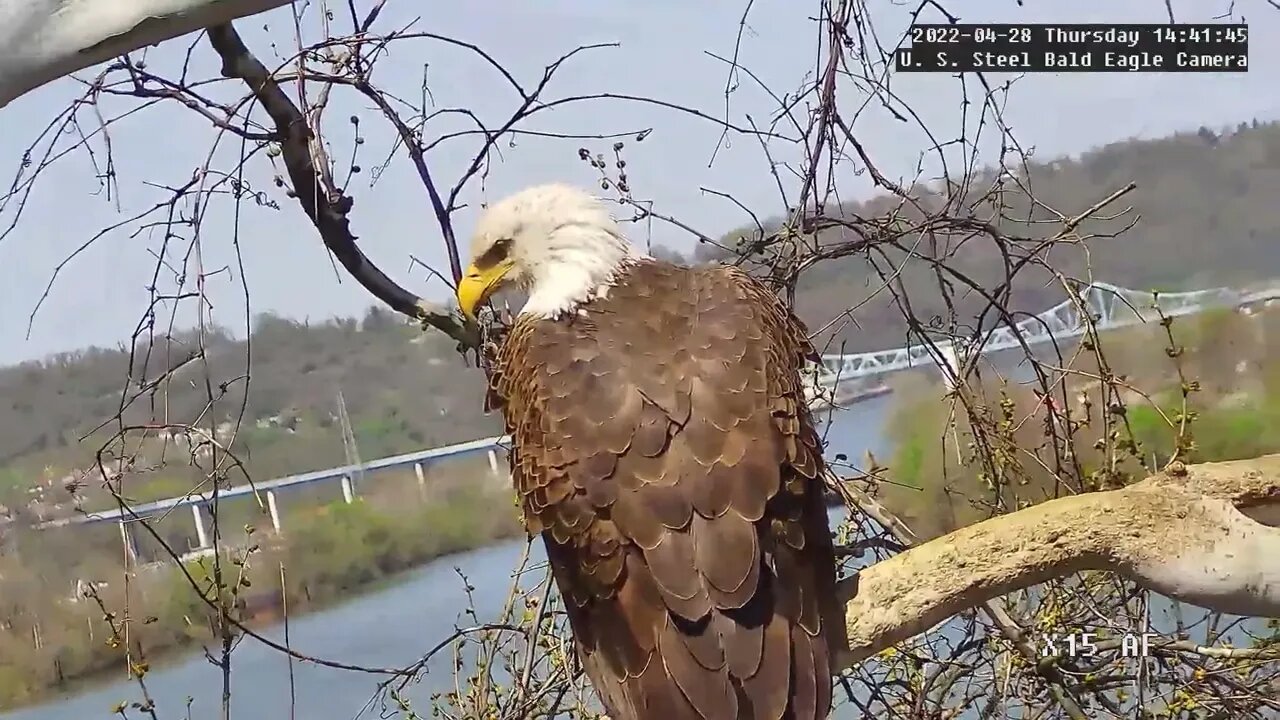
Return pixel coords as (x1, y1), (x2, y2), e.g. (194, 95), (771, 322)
(475, 237), (514, 270)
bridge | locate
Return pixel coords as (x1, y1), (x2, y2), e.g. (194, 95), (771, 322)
(33, 279), (1276, 563)
(809, 281), (1280, 396)
(40, 435), (513, 566)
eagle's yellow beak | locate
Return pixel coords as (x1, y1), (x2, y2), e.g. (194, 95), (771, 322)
(456, 260), (512, 321)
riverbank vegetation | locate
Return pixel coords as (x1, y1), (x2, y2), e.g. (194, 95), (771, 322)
(0, 462), (521, 710)
(881, 304), (1280, 540)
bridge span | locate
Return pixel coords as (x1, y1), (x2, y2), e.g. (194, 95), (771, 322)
(809, 281), (1280, 396)
(39, 435), (513, 565)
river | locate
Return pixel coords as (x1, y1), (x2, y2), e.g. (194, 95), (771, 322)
(2, 395), (896, 719)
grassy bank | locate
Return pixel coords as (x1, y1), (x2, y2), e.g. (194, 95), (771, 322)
(0, 465), (521, 710)
(879, 306), (1280, 539)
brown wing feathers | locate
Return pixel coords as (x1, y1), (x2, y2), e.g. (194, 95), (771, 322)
(489, 261), (845, 720)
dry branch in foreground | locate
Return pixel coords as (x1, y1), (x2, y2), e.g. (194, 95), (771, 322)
(840, 455), (1280, 667)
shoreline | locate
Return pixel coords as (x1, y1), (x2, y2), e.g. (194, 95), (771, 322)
(0, 481), (523, 714)
(1, 530), (521, 715)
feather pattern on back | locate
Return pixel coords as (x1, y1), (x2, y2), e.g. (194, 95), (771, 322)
(487, 259), (846, 720)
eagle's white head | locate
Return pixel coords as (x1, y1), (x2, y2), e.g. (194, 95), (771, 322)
(457, 184), (648, 320)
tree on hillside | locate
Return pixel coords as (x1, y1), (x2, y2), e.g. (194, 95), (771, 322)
(4, 0), (1280, 718)
(648, 243), (689, 265)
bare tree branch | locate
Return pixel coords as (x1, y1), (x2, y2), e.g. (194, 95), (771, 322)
(841, 455), (1280, 667)
(204, 22), (474, 346)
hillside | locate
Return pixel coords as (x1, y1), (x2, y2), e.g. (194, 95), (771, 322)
(690, 118), (1280, 353)
(4, 118), (1280, 512)
(0, 308), (501, 516)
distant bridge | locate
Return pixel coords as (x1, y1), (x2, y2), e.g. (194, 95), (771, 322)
(810, 281), (1280, 395)
(40, 435), (512, 565)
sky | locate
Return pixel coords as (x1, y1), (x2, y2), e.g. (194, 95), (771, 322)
(0, 0), (1278, 366)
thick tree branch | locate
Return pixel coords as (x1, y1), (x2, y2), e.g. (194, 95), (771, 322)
(841, 455), (1280, 667)
(204, 23), (474, 347)
(0, 0), (291, 107)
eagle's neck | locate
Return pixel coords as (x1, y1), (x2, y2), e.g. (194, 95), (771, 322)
(521, 226), (648, 320)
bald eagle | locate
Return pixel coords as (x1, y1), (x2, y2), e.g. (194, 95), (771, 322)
(456, 185), (846, 720)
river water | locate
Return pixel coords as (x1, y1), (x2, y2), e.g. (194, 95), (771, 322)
(3, 396), (896, 719)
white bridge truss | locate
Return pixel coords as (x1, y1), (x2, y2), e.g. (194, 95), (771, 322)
(811, 281), (1254, 392)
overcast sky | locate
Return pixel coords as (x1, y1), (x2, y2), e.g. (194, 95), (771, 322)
(0, 0), (1277, 366)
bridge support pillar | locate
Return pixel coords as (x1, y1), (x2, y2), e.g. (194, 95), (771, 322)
(414, 462), (428, 502)
(487, 449), (500, 477)
(266, 490), (282, 534)
(341, 475), (355, 504)
(191, 504), (209, 549)
(118, 520), (139, 567)
(936, 344), (960, 392)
